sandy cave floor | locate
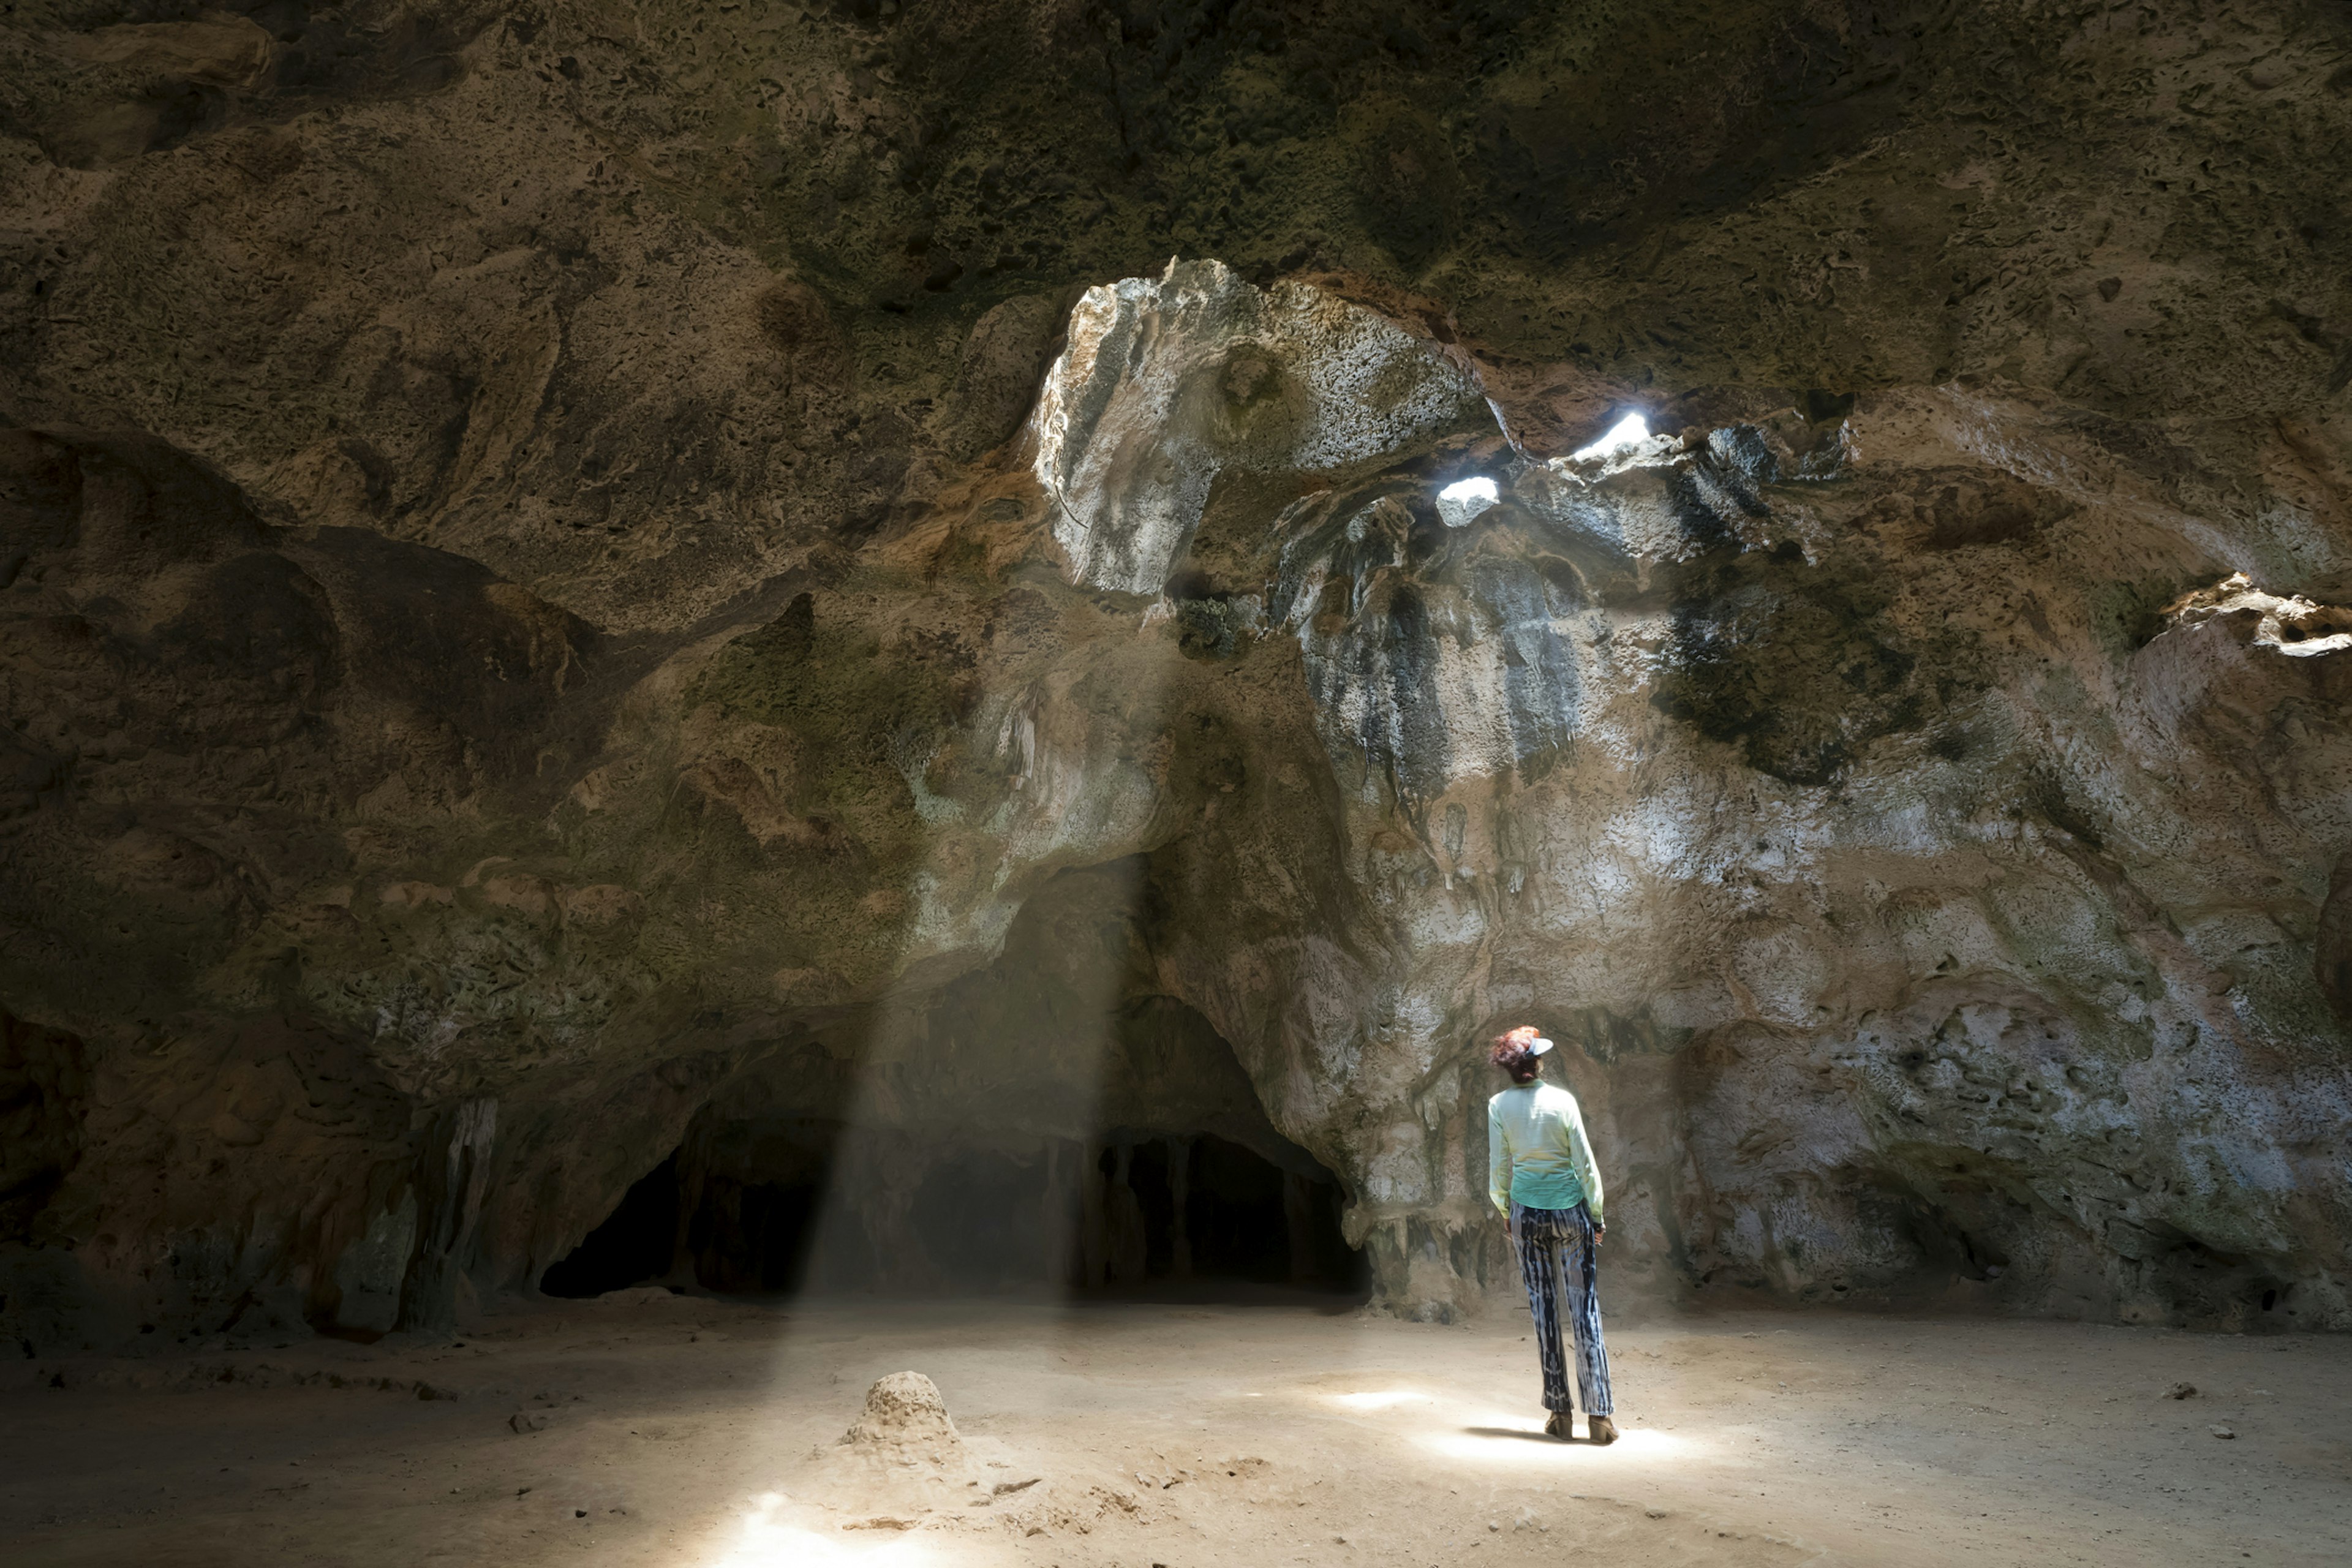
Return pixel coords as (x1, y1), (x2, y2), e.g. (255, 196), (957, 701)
(3, 1291), (2348, 1567)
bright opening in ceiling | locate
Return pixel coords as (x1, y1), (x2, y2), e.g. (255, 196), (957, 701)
(1571, 412), (1650, 462)
(1436, 474), (1499, 527)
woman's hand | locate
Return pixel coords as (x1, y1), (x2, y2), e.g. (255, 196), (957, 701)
(1594, 1222), (1605, 1248)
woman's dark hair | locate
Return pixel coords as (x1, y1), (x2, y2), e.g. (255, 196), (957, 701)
(1490, 1025), (1543, 1084)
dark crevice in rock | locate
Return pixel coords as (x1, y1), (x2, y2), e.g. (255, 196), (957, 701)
(541, 1152), (682, 1300)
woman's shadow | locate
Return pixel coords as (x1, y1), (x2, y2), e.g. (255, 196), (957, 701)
(1459, 1425), (1571, 1444)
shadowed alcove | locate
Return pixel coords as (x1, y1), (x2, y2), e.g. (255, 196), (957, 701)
(538, 864), (1367, 1302)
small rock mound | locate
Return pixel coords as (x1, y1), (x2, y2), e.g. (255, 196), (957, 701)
(840, 1371), (961, 1456)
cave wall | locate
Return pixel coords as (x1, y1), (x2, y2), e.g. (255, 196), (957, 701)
(1, 0), (2349, 1346)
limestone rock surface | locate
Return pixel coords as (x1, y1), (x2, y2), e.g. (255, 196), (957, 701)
(1, 0), (2348, 1346)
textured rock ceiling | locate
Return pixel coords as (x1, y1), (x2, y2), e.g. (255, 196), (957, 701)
(2, 0), (2350, 1347)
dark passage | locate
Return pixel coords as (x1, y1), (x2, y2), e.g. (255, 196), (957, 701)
(538, 1120), (839, 1299)
(1090, 1133), (1363, 1295)
(684, 1170), (826, 1293)
(678, 1116), (839, 1293)
(537, 1125), (1363, 1300)
(540, 1154), (679, 1298)
(910, 1147), (1059, 1291)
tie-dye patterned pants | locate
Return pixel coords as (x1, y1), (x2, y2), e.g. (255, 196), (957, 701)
(1512, 1200), (1613, 1417)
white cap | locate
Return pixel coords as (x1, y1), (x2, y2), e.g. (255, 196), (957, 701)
(1529, 1036), (1555, 1056)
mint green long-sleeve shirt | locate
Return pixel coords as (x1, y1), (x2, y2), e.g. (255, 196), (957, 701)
(1488, 1080), (1604, 1222)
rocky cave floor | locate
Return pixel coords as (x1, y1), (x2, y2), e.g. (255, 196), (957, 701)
(4, 1294), (2347, 1567)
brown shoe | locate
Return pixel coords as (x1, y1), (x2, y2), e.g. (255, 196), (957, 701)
(1588, 1415), (1619, 1445)
(1544, 1410), (1573, 1440)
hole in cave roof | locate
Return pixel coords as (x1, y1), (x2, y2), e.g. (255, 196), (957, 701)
(1570, 412), (1651, 462)
(1434, 473), (1499, 527)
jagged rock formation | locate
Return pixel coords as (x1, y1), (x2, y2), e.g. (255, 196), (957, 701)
(1, 1), (2349, 1348)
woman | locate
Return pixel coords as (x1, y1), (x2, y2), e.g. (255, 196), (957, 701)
(1488, 1024), (1616, 1443)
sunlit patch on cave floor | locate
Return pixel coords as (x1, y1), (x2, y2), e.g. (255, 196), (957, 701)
(707, 1493), (945, 1567)
(1326, 1387), (1435, 1410)
(1313, 1382), (1701, 1464)
(1417, 1419), (1699, 1466)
